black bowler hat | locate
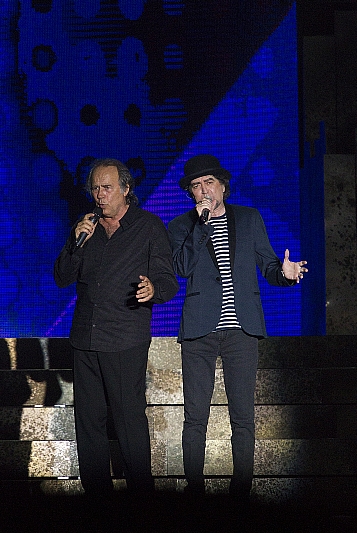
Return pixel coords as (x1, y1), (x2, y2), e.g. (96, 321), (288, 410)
(179, 155), (232, 190)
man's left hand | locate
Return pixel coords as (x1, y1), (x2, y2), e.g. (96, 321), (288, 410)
(136, 275), (155, 302)
(282, 249), (308, 283)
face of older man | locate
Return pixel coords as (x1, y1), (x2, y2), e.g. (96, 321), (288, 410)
(90, 165), (129, 220)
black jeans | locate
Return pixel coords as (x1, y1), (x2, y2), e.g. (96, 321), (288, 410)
(181, 329), (258, 495)
(73, 342), (154, 496)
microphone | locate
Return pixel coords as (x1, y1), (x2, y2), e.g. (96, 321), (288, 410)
(200, 209), (210, 224)
(199, 196), (212, 224)
(75, 206), (103, 248)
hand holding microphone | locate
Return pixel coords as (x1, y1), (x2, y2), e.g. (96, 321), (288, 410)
(75, 206), (103, 248)
(198, 195), (212, 224)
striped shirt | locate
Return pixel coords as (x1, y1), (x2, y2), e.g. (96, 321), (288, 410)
(209, 214), (241, 330)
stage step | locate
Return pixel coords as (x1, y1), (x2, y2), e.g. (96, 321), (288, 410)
(0, 336), (355, 515)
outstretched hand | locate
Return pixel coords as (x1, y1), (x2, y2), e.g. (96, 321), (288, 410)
(282, 249), (308, 283)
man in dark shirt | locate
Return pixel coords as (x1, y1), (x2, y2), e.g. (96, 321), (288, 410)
(54, 158), (178, 503)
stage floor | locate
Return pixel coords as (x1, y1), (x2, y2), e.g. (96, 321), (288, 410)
(0, 489), (355, 533)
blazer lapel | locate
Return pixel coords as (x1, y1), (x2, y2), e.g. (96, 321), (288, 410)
(206, 238), (219, 270)
(205, 203), (236, 272)
(226, 203), (236, 271)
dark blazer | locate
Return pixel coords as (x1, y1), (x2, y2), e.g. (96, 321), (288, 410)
(168, 203), (294, 341)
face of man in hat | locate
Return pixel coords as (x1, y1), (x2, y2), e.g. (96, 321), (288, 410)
(189, 174), (226, 217)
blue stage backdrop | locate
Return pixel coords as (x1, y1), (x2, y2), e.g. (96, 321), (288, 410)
(0, 1), (301, 338)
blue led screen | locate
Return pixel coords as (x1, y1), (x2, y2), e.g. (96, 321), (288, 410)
(1, 1), (301, 338)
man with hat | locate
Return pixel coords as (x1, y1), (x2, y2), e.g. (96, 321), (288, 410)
(168, 155), (307, 504)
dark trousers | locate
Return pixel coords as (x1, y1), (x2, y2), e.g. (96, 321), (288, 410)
(181, 329), (258, 495)
(73, 343), (154, 496)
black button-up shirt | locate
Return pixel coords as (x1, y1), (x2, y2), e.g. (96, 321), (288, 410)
(54, 203), (178, 351)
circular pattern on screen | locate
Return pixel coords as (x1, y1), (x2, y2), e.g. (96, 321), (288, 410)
(80, 104), (100, 126)
(32, 45), (57, 72)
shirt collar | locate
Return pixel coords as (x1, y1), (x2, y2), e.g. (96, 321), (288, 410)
(118, 202), (139, 229)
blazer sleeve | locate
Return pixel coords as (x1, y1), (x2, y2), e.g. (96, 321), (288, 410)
(168, 212), (214, 278)
(253, 209), (296, 287)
